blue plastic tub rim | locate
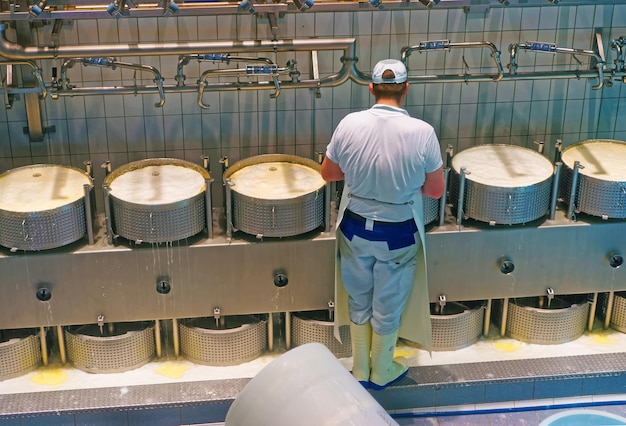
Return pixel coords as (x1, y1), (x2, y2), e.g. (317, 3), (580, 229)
(539, 409), (626, 426)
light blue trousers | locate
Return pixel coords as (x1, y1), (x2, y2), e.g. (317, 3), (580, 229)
(337, 228), (420, 335)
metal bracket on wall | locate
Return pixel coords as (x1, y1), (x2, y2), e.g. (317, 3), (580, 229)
(592, 28), (607, 69)
(592, 28), (611, 86)
(49, 19), (64, 47)
(463, 4), (489, 14)
(260, 11), (280, 38)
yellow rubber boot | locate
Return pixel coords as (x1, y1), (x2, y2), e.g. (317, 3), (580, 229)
(369, 330), (408, 390)
(350, 322), (372, 387)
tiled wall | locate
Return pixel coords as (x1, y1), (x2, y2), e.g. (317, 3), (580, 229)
(0, 4), (625, 212)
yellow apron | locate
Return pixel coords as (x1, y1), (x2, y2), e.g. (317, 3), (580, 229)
(333, 188), (433, 351)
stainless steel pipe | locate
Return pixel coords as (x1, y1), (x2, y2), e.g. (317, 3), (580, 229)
(0, 28), (356, 60)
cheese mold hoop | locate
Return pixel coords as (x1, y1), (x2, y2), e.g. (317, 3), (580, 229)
(450, 144), (554, 225)
(0, 164), (93, 250)
(560, 139), (626, 219)
(223, 154), (326, 238)
(104, 158), (210, 243)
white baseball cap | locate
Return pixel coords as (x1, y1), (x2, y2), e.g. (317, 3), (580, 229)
(371, 59), (407, 84)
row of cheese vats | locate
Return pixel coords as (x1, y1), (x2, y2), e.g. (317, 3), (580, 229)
(2, 139), (626, 380)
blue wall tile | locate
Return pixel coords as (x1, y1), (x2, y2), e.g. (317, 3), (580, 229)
(582, 375), (626, 395)
(180, 402), (230, 424)
(75, 411), (128, 426)
(436, 384), (486, 406)
(383, 386), (436, 411)
(20, 415), (75, 426)
(485, 381), (534, 403)
(534, 378), (583, 399)
(127, 407), (181, 426)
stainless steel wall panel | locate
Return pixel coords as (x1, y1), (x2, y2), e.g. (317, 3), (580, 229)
(0, 234), (336, 329)
(1, 210), (625, 330)
(426, 214), (626, 301)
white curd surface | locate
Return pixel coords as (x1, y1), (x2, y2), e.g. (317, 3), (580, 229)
(109, 164), (206, 204)
(562, 140), (626, 182)
(0, 166), (91, 212)
(228, 162), (324, 199)
(452, 145), (554, 188)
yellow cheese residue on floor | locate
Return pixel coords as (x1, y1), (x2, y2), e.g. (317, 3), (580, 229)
(589, 331), (619, 345)
(155, 362), (190, 379)
(30, 368), (68, 385)
(492, 341), (524, 352)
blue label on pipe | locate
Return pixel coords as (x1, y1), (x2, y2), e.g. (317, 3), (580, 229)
(84, 58), (111, 66)
(528, 42), (557, 52)
(419, 40), (450, 50)
(246, 65), (278, 75)
(202, 53), (228, 62)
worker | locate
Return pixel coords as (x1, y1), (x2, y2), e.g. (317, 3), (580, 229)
(321, 58), (445, 390)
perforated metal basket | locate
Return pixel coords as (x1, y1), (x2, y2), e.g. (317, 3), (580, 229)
(423, 196), (439, 226)
(598, 292), (626, 333)
(179, 316), (267, 366)
(104, 158), (210, 243)
(0, 164), (92, 251)
(291, 311), (351, 358)
(502, 297), (589, 344)
(430, 301), (485, 351)
(224, 154), (325, 238)
(450, 145), (553, 225)
(0, 328), (42, 381)
(560, 139), (626, 219)
(65, 322), (155, 373)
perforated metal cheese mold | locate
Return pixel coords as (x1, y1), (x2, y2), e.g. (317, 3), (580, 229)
(104, 158), (210, 243)
(499, 297), (589, 345)
(560, 139), (626, 219)
(110, 196), (206, 243)
(0, 163), (92, 251)
(423, 196), (439, 226)
(0, 329), (41, 381)
(224, 154), (325, 238)
(65, 322), (155, 373)
(291, 311), (351, 358)
(449, 145), (553, 225)
(430, 302), (485, 351)
(598, 292), (626, 333)
(179, 316), (267, 366)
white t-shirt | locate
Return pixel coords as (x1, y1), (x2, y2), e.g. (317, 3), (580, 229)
(326, 104), (443, 222)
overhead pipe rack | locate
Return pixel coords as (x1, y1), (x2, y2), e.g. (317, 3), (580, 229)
(2, 0), (626, 21)
(0, 23), (624, 128)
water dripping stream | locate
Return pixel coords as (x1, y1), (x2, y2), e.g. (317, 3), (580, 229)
(151, 241), (159, 273)
(157, 240), (180, 361)
(507, 272), (517, 293)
